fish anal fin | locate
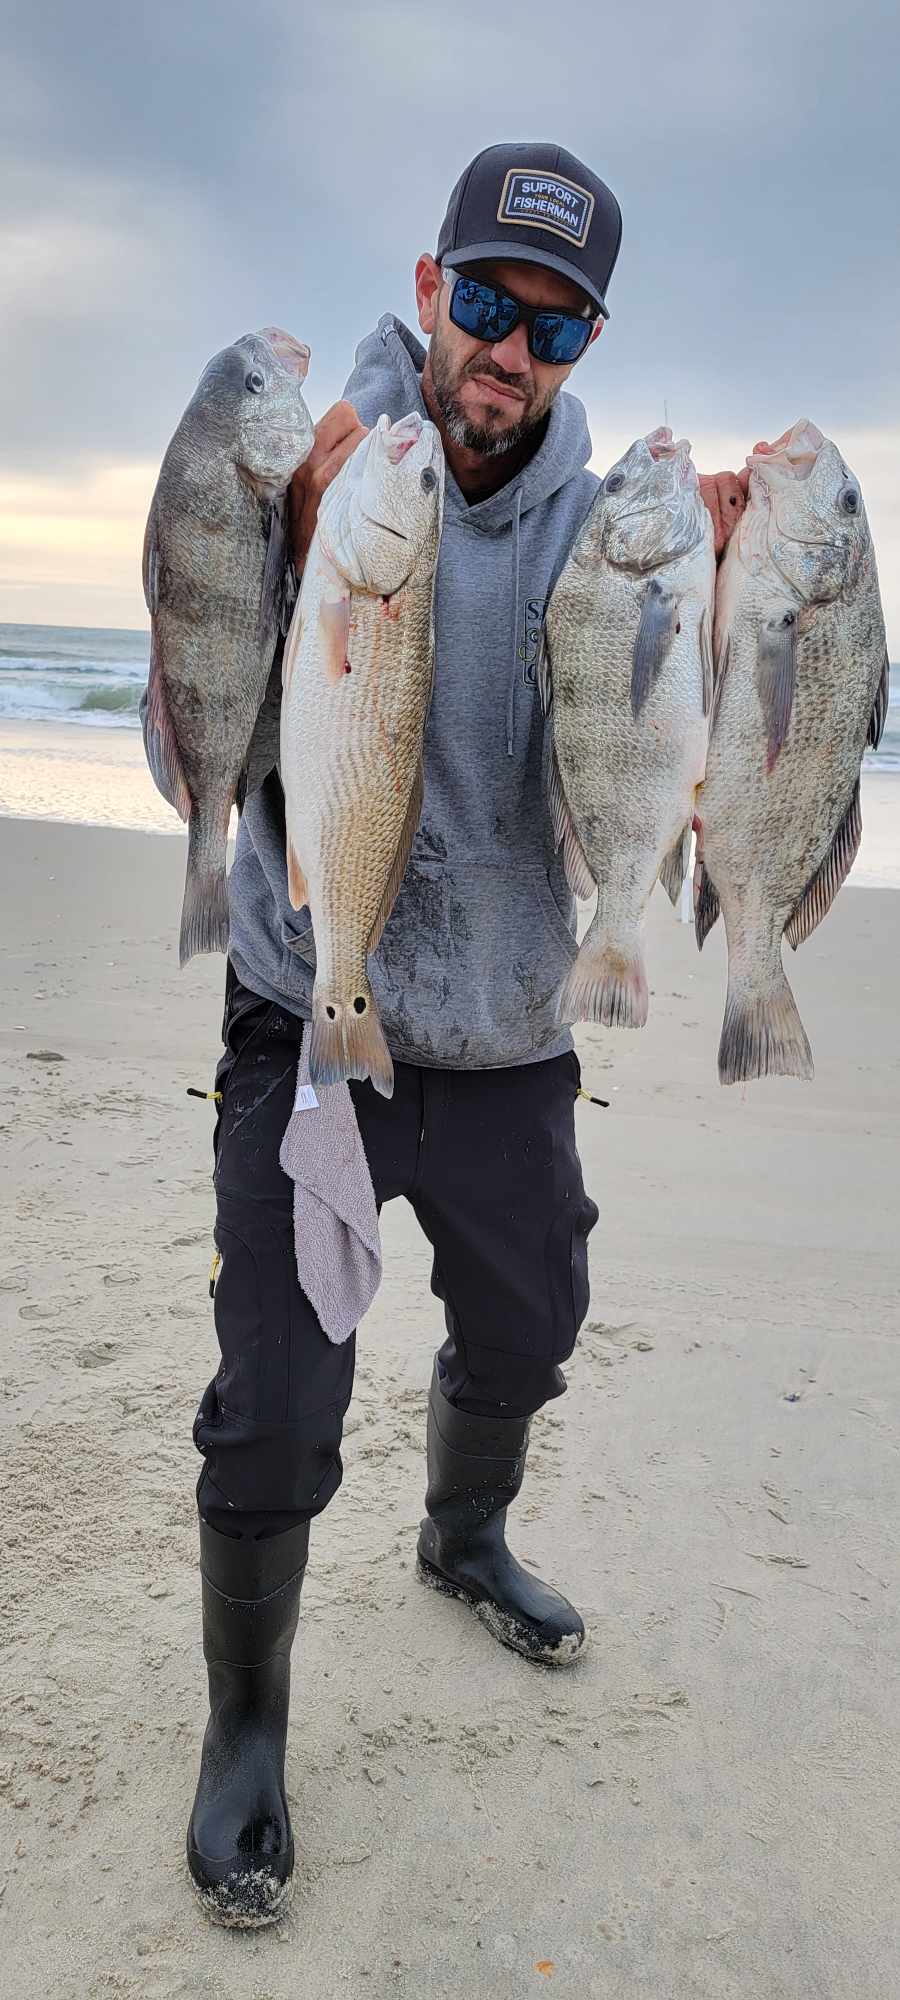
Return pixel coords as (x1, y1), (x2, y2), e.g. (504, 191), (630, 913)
(548, 744), (595, 900)
(784, 778), (861, 950)
(631, 579), (678, 719)
(694, 863), (721, 949)
(756, 609), (797, 772)
(146, 637), (191, 822)
(366, 761), (424, 957)
(868, 649), (890, 750)
(659, 825), (691, 907)
(287, 838), (310, 911)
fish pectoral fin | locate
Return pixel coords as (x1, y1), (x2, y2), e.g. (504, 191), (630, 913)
(287, 837), (310, 912)
(631, 580), (678, 718)
(867, 649), (890, 750)
(694, 863), (721, 949)
(146, 635), (192, 823)
(319, 591), (352, 682)
(548, 744), (596, 900)
(711, 630), (730, 728)
(142, 511), (161, 615)
(755, 610), (797, 772)
(784, 779), (861, 950)
(659, 825), (691, 908)
(537, 633), (553, 718)
(366, 761), (424, 957)
(700, 605), (714, 717)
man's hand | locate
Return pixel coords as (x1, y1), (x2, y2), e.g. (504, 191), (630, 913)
(289, 400), (369, 570)
(698, 466), (751, 559)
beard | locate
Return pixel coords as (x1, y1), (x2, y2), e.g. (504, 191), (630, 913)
(427, 323), (555, 458)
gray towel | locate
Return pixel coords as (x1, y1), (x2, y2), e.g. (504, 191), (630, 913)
(278, 1040), (381, 1343)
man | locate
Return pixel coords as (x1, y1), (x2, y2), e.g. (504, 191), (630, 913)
(144, 141), (748, 1929)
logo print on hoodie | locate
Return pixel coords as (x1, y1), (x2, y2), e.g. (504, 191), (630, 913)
(520, 599), (546, 686)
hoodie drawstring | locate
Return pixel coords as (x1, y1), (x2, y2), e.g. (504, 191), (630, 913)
(506, 488), (524, 757)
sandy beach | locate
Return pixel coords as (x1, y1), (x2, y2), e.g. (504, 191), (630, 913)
(2, 813), (899, 2000)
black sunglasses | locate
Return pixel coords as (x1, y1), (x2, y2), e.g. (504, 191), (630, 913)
(443, 265), (599, 367)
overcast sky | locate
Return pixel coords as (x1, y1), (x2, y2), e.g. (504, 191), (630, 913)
(1, 0), (898, 644)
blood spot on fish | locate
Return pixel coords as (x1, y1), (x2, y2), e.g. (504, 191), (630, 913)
(344, 661), (352, 674)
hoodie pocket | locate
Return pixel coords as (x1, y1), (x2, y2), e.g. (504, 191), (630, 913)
(371, 860), (578, 1067)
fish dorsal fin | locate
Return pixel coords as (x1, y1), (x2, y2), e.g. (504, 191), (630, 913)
(784, 779), (861, 949)
(631, 579), (678, 719)
(755, 609), (798, 771)
(548, 742), (595, 900)
(146, 631), (192, 823)
(868, 650), (890, 750)
(366, 760), (424, 958)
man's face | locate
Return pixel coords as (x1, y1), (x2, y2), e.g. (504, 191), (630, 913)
(419, 257), (600, 459)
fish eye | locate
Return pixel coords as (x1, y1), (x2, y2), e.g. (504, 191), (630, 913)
(420, 467), (437, 493)
(245, 369), (265, 394)
(838, 483), (860, 515)
(604, 471), (625, 494)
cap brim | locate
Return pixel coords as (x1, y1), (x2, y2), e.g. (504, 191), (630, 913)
(444, 240), (610, 320)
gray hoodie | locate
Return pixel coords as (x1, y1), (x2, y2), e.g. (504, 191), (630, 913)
(143, 314), (601, 1068)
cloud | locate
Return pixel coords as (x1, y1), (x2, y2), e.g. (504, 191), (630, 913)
(1, 0), (898, 641)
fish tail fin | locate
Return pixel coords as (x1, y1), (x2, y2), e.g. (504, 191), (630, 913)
(308, 978), (394, 1098)
(179, 816), (230, 966)
(556, 913), (648, 1029)
(718, 962), (813, 1085)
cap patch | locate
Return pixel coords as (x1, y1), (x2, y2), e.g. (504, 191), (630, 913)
(497, 169), (594, 248)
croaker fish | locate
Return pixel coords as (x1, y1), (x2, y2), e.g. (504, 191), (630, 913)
(696, 419), (889, 1084)
(542, 427), (714, 1028)
(143, 327), (314, 964)
(280, 411), (444, 1097)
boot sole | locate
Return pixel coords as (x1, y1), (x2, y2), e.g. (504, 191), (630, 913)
(416, 1555), (587, 1669)
(188, 1860), (294, 1929)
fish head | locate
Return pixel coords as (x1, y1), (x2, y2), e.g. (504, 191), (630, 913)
(191, 329), (315, 499)
(744, 420), (872, 604)
(317, 412), (445, 596)
(600, 428), (707, 573)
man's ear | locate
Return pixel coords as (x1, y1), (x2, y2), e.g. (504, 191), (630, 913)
(415, 254), (442, 337)
(587, 319), (604, 350)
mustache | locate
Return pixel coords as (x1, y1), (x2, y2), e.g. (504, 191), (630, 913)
(463, 356), (532, 393)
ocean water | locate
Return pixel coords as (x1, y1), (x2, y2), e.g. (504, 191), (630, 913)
(0, 621), (898, 770)
(0, 622), (149, 729)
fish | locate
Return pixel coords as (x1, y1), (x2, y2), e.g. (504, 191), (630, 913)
(695, 419), (889, 1084)
(142, 327), (314, 964)
(279, 410), (445, 1097)
(542, 426), (714, 1029)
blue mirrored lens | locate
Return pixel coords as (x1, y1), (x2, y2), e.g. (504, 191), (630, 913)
(451, 279), (519, 341)
(531, 314), (593, 365)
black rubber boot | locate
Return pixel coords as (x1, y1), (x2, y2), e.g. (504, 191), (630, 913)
(416, 1361), (586, 1667)
(186, 1515), (309, 1928)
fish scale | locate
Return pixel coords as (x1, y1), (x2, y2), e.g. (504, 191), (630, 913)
(280, 412), (444, 1098)
(696, 419), (889, 1084)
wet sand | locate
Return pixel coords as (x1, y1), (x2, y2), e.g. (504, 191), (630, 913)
(1, 815), (898, 1999)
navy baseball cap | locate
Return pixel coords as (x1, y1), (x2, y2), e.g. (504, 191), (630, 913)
(436, 141), (622, 320)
